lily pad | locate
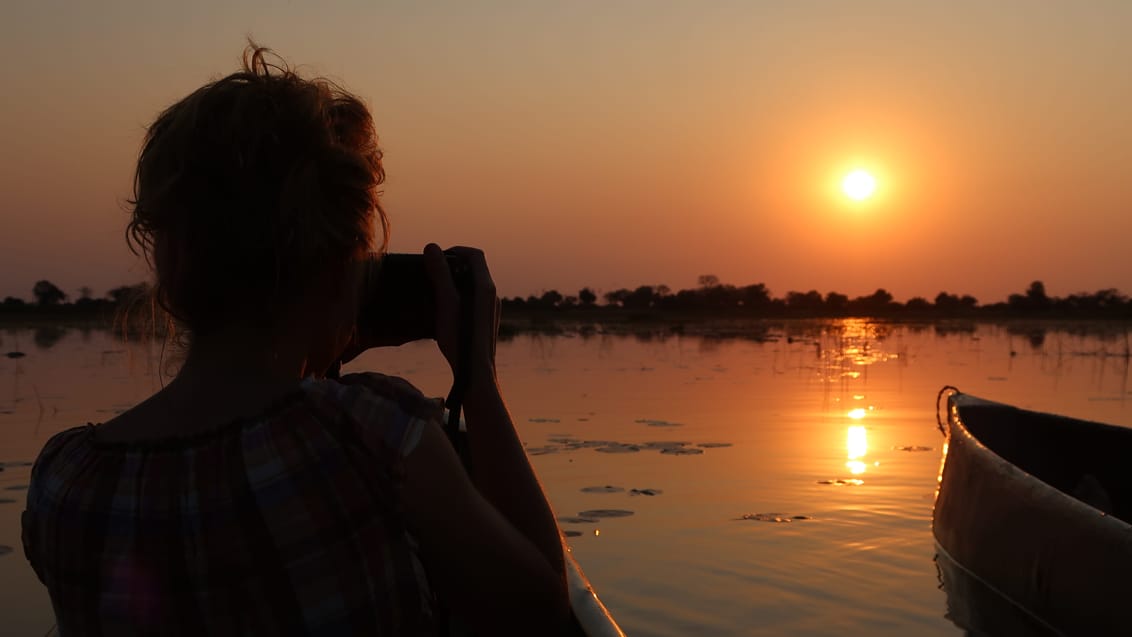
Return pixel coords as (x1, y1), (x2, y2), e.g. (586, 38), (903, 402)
(528, 417), (561, 423)
(5, 484), (29, 491)
(0, 498), (16, 504)
(740, 513), (793, 523)
(640, 441), (689, 451)
(525, 446), (560, 456)
(0, 545), (12, 556)
(595, 444), (640, 454)
(635, 419), (684, 428)
(4, 352), (26, 359)
(816, 479), (864, 486)
(558, 516), (599, 524)
(629, 488), (663, 496)
(577, 509), (635, 519)
(660, 447), (704, 455)
(697, 442), (733, 448)
(581, 485), (625, 494)
(893, 445), (933, 452)
(569, 440), (615, 449)
(563, 530), (583, 538)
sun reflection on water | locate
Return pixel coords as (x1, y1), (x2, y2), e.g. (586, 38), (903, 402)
(847, 425), (868, 475)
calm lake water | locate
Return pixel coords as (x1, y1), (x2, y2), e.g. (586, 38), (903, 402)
(1, 319), (1130, 635)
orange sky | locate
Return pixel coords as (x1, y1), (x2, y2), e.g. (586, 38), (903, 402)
(2, 2), (1130, 303)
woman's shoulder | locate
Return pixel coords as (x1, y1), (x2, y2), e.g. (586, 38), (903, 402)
(29, 425), (94, 478)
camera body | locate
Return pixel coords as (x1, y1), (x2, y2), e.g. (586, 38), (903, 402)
(358, 252), (473, 345)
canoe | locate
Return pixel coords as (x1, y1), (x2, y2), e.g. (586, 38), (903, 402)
(565, 545), (625, 637)
(933, 389), (1132, 635)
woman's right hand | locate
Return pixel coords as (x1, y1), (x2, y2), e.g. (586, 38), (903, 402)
(424, 243), (500, 389)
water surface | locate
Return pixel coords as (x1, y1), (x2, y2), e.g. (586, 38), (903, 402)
(1, 320), (1129, 635)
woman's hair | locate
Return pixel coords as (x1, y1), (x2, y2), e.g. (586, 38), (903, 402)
(126, 44), (387, 336)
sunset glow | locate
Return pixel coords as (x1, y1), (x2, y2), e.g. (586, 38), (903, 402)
(842, 169), (877, 201)
(2, 3), (1132, 307)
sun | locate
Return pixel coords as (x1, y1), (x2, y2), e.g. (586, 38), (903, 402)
(842, 169), (877, 201)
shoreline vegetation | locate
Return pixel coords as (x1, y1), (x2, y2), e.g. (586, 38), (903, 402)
(3, 280), (1132, 345)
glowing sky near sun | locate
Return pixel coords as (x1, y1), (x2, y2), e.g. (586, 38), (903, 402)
(2, 1), (1131, 303)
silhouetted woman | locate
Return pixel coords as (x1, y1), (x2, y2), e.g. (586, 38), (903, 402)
(21, 46), (569, 635)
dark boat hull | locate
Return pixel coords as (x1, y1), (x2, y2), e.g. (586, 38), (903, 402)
(933, 393), (1132, 635)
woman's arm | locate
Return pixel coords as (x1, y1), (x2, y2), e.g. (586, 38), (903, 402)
(400, 417), (569, 632)
(395, 244), (568, 631)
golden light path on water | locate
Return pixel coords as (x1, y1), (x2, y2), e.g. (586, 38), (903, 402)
(846, 425), (868, 475)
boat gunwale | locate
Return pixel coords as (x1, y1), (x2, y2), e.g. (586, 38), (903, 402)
(945, 392), (1132, 534)
(933, 391), (1132, 634)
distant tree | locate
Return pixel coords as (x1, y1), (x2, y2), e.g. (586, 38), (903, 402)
(71, 285), (102, 310)
(850, 289), (894, 316)
(578, 287), (597, 307)
(501, 296), (527, 311)
(2, 296), (27, 309)
(785, 290), (824, 315)
(539, 289), (563, 309)
(32, 280), (66, 306)
(904, 296), (932, 312)
(560, 295), (578, 310)
(934, 292), (960, 312)
(739, 283), (772, 311)
(824, 292), (849, 315)
(604, 289), (629, 307)
(699, 280), (738, 309)
(697, 274), (720, 289)
(623, 285), (658, 310)
(108, 283), (150, 306)
(1008, 280), (1051, 314)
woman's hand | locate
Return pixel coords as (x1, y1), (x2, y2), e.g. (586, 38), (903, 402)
(424, 243), (500, 387)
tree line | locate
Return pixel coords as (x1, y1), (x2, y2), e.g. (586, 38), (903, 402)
(1, 281), (150, 315)
(3, 278), (1132, 320)
(502, 278), (1132, 319)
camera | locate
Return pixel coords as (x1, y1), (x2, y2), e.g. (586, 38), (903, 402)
(358, 252), (473, 345)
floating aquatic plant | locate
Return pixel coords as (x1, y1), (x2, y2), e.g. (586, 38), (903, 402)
(635, 419), (684, 427)
(739, 513), (792, 523)
(595, 444), (641, 454)
(577, 509), (634, 519)
(525, 446), (560, 456)
(580, 485), (625, 494)
(739, 513), (812, 523)
(640, 441), (689, 451)
(660, 447), (703, 455)
(558, 516), (599, 524)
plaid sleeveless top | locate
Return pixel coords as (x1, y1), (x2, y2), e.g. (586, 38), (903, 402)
(22, 373), (442, 636)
